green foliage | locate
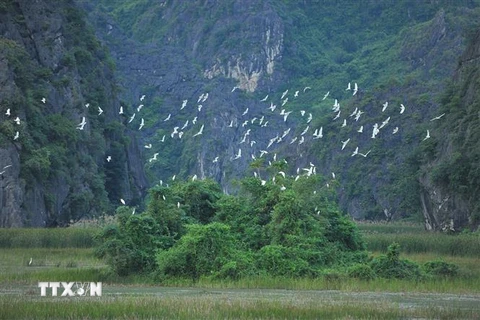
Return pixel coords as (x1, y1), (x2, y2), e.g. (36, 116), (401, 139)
(0, 228), (97, 248)
(255, 244), (316, 277)
(370, 243), (424, 280)
(156, 222), (251, 281)
(347, 263), (376, 281)
(95, 208), (164, 275)
(423, 260), (459, 277)
(22, 147), (51, 181)
(97, 176), (367, 278)
(172, 179), (223, 224)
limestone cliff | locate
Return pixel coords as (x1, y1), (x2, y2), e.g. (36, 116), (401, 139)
(0, 0), (147, 227)
(80, 0), (480, 228)
(419, 28), (480, 231)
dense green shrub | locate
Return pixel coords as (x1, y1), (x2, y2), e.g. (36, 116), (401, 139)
(97, 175), (367, 279)
(156, 223), (252, 280)
(347, 263), (376, 281)
(423, 260), (459, 277)
(370, 243), (424, 281)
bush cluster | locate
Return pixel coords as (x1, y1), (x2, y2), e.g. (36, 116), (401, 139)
(96, 173), (366, 279)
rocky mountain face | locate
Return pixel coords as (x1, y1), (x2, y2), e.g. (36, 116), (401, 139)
(419, 28), (480, 231)
(79, 0), (480, 231)
(0, 0), (147, 227)
(1, 0), (479, 231)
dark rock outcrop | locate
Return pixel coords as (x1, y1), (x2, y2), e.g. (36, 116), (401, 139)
(419, 28), (480, 231)
(0, 0), (147, 227)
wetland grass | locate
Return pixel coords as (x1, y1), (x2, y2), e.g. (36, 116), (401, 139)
(0, 293), (477, 320)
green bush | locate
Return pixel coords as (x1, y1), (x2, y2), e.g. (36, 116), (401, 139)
(156, 223), (252, 281)
(370, 243), (424, 280)
(347, 263), (376, 281)
(423, 260), (459, 277)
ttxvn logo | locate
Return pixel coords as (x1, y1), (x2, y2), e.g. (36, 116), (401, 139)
(38, 282), (102, 296)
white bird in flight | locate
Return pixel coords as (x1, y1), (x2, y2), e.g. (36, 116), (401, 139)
(307, 113), (313, 123)
(341, 138), (350, 150)
(144, 144), (152, 149)
(283, 111), (292, 122)
(98, 107), (103, 115)
(5, 108), (10, 116)
(281, 89), (288, 99)
(382, 102), (388, 112)
(322, 91), (330, 100)
(430, 113), (445, 121)
(140, 94), (146, 101)
(119, 106), (124, 114)
(260, 95), (269, 102)
(423, 130), (431, 141)
(358, 125), (364, 133)
(77, 117), (86, 130)
(41, 97), (46, 104)
(171, 126), (179, 138)
(139, 118), (145, 130)
(353, 83), (358, 95)
(163, 114), (171, 121)
(14, 117), (20, 125)
(106, 155), (112, 162)
(351, 146), (359, 157)
(181, 99), (188, 109)
(358, 150), (371, 157)
(313, 127), (323, 139)
(380, 116), (390, 129)
(400, 104), (406, 114)
(193, 124), (204, 137)
(149, 153), (159, 162)
(300, 126), (309, 136)
(233, 148), (242, 160)
(349, 108), (358, 117)
(333, 110), (341, 120)
(128, 113), (136, 123)
(355, 110), (364, 122)
(371, 123), (380, 139)
(13, 131), (19, 140)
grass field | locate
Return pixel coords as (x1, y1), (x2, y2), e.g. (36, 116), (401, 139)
(0, 223), (479, 319)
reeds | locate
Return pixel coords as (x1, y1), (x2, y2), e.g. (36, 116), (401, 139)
(0, 228), (98, 248)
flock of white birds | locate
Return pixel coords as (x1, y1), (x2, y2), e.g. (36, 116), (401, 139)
(4, 81), (446, 206)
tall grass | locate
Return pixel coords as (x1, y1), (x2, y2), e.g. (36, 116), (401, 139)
(361, 230), (480, 256)
(0, 228), (99, 248)
(0, 294), (477, 320)
(357, 221), (480, 256)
